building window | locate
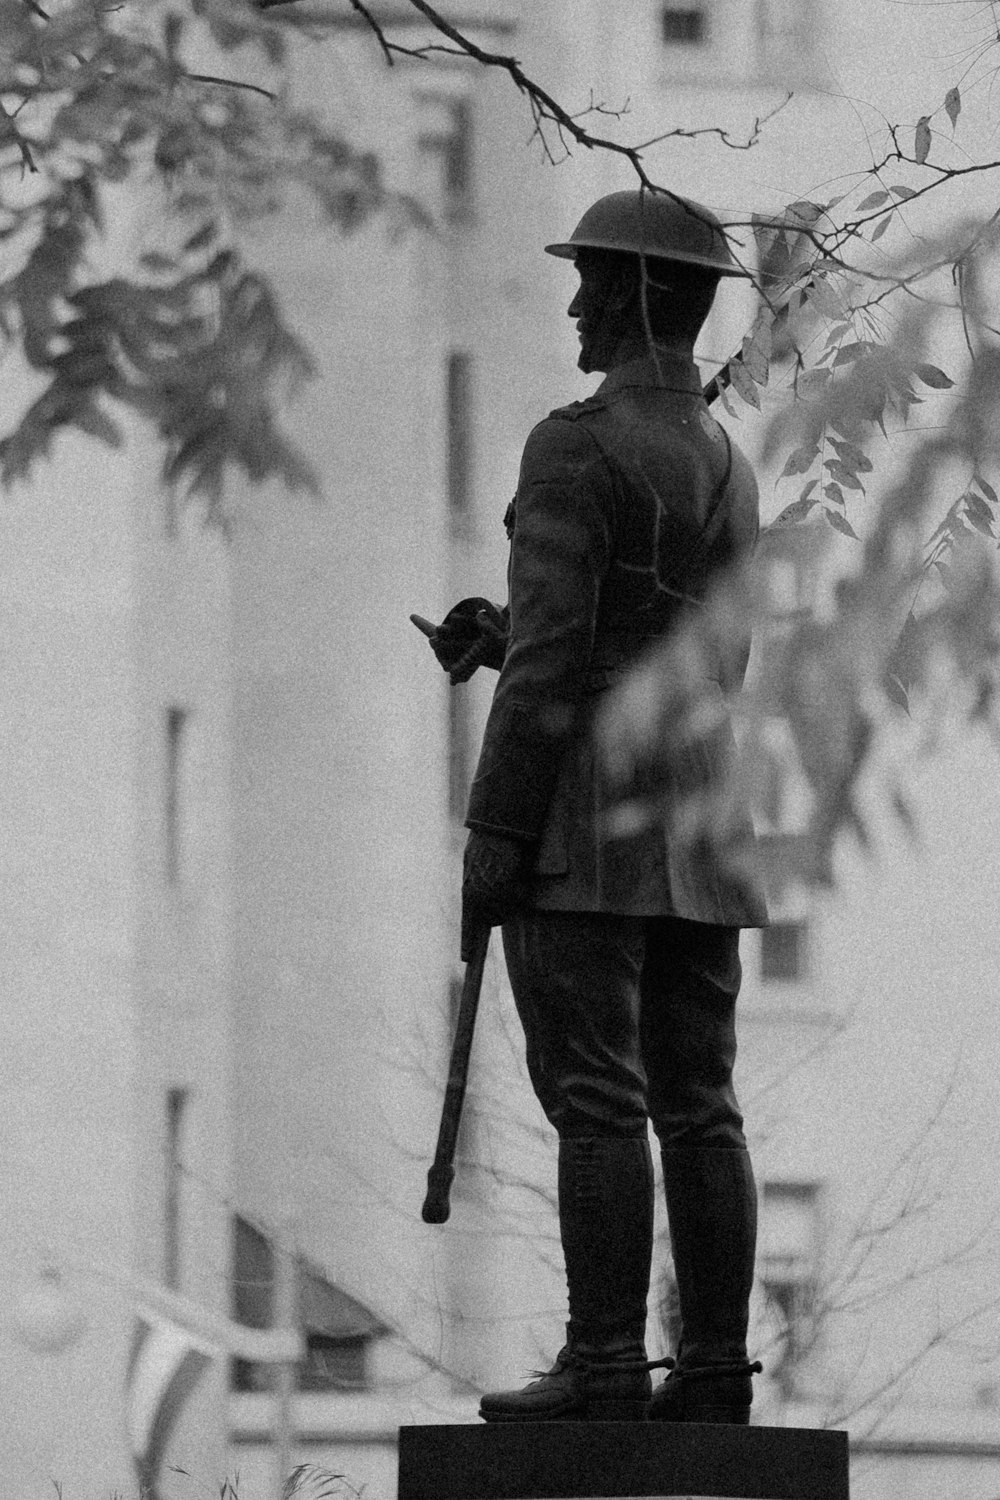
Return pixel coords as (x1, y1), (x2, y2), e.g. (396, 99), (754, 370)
(164, 1087), (188, 1290)
(760, 919), (808, 982)
(661, 4), (708, 43)
(230, 1215), (386, 1393)
(446, 350), (473, 527)
(165, 706), (189, 885)
(759, 1181), (821, 1397)
(299, 1334), (368, 1391)
(756, 0), (814, 69)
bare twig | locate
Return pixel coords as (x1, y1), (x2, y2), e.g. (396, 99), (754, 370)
(634, 92), (794, 153)
(185, 72), (277, 100)
(0, 100), (37, 174)
(345, 0), (396, 66)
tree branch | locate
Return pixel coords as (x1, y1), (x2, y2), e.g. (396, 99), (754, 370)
(185, 72), (277, 99)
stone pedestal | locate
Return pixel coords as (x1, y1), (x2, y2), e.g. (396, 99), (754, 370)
(397, 1422), (849, 1500)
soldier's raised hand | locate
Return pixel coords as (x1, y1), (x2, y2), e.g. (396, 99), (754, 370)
(414, 597), (509, 683)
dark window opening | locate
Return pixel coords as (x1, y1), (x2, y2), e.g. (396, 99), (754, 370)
(233, 1334), (369, 1394)
(164, 1087), (188, 1290)
(661, 6), (707, 43)
(446, 350), (473, 525)
(165, 706), (188, 885)
(229, 1215), (386, 1393)
(299, 1334), (368, 1392)
(760, 919), (807, 982)
(760, 1181), (820, 1398)
(416, 94), (474, 221)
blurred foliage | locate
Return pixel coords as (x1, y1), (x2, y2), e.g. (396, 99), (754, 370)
(4, 0), (1000, 884)
(601, 190), (1000, 892)
(0, 0), (395, 512)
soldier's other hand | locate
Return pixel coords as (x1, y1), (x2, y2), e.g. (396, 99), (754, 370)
(461, 829), (530, 960)
(430, 597), (508, 683)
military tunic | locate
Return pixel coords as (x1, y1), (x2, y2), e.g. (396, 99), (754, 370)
(465, 347), (766, 928)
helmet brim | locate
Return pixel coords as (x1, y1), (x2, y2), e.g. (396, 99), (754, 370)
(544, 240), (751, 277)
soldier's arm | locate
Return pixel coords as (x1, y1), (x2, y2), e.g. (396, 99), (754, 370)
(465, 416), (613, 840)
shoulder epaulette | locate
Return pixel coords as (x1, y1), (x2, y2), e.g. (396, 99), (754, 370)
(545, 394), (609, 422)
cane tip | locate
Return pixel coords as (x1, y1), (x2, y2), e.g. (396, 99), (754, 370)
(421, 1196), (451, 1224)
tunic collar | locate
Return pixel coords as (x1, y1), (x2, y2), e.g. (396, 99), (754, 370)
(595, 346), (702, 397)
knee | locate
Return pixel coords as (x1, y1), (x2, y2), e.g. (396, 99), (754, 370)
(649, 1079), (746, 1151)
(654, 1113), (748, 1151)
(548, 1070), (648, 1138)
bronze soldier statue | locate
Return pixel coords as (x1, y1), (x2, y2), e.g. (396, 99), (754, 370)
(425, 189), (768, 1424)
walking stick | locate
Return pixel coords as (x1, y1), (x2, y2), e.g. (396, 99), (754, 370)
(421, 924), (490, 1224)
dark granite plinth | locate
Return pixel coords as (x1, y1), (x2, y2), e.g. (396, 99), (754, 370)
(398, 1422), (849, 1500)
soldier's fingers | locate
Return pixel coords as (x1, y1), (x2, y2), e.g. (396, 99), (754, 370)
(449, 640), (484, 684)
(476, 609), (507, 643)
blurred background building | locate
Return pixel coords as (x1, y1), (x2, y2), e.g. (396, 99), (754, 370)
(1, 2), (999, 1498)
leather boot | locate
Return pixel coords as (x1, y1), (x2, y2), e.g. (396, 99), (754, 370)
(649, 1146), (761, 1424)
(480, 1136), (654, 1422)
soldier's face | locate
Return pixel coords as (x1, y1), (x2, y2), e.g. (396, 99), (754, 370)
(568, 257), (628, 374)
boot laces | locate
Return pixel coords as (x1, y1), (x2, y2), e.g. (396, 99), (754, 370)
(663, 1359), (763, 1383)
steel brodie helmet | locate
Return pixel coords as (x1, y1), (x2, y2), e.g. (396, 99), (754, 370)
(544, 189), (748, 278)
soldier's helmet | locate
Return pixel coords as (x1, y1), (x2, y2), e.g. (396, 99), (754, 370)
(544, 189), (748, 277)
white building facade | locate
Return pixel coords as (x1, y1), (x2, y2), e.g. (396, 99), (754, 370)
(1, 3), (999, 1499)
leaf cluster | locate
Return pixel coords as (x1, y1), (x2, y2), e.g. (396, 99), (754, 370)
(0, 0), (391, 503)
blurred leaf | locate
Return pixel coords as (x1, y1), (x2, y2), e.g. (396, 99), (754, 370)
(944, 86), (961, 128)
(805, 277), (843, 319)
(825, 508), (859, 539)
(770, 495), (818, 528)
(718, 382), (739, 420)
(857, 190), (891, 211)
(779, 443), (819, 478)
(888, 612), (922, 691)
(833, 341), (870, 366)
(914, 363), (954, 388)
(184, 222), (217, 253)
(871, 215), (892, 242)
(889, 183), (918, 200)
(892, 788), (917, 832)
(915, 116), (932, 163)
(69, 402), (122, 447)
(784, 200), (827, 226)
(728, 357), (761, 409)
(825, 460), (865, 492)
(884, 674), (910, 714)
(973, 473), (998, 504)
(964, 491), (994, 535)
(742, 313), (772, 385)
(829, 436), (873, 472)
